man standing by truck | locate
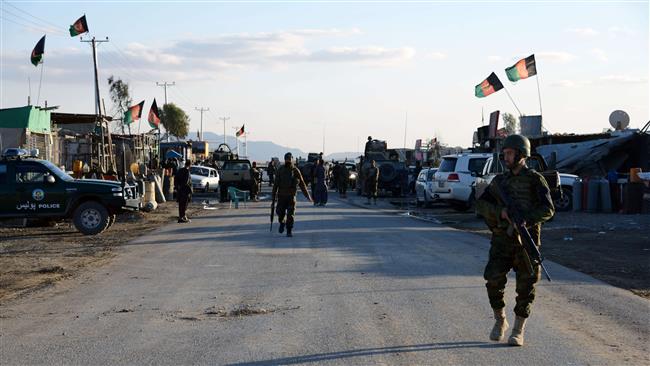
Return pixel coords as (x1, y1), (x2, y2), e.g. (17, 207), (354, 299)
(476, 134), (554, 347)
(272, 152), (312, 237)
(174, 159), (193, 223)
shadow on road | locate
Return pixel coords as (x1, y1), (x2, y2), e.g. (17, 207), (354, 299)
(225, 341), (508, 365)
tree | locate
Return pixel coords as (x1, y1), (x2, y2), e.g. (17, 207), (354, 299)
(160, 103), (190, 139)
(107, 75), (132, 133)
(502, 112), (519, 135)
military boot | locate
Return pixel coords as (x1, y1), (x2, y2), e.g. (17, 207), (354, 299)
(279, 222), (285, 234)
(508, 316), (527, 346)
(489, 308), (509, 341)
(286, 227), (293, 237)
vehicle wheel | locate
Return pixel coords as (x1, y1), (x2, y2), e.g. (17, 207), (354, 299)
(392, 189), (401, 197)
(107, 214), (117, 228)
(416, 196), (423, 207)
(554, 187), (573, 211)
(73, 201), (110, 235)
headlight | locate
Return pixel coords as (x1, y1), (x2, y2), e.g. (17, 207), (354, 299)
(111, 187), (122, 192)
(350, 173), (357, 179)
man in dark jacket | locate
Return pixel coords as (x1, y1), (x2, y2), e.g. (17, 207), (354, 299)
(174, 159), (193, 223)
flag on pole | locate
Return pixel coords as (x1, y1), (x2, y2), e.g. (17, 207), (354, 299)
(124, 100), (145, 125)
(505, 54), (537, 82)
(69, 15), (89, 37)
(475, 72), (503, 98)
(30, 35), (45, 66)
(236, 124), (245, 137)
(147, 99), (161, 129)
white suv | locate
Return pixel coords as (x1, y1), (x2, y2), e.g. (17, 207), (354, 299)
(433, 153), (491, 211)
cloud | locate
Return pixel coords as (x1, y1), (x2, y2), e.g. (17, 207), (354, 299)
(599, 75), (647, 84)
(424, 51), (447, 60)
(2, 28), (415, 84)
(549, 75), (647, 88)
(608, 26), (636, 37)
(535, 51), (577, 63)
(591, 48), (608, 62)
(566, 27), (600, 37)
(487, 55), (502, 63)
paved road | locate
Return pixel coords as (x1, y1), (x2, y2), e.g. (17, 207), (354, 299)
(1, 195), (648, 365)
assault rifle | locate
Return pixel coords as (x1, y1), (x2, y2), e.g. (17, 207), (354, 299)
(493, 179), (552, 282)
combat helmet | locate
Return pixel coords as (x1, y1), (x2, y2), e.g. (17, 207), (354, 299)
(502, 134), (531, 157)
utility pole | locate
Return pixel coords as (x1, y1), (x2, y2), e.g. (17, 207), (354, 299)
(219, 116), (230, 145)
(80, 36), (109, 116)
(156, 81), (175, 105)
(195, 107), (209, 141)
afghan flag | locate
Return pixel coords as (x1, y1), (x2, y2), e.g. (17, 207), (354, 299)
(505, 54), (537, 82)
(69, 15), (89, 37)
(475, 72), (504, 98)
(148, 99), (161, 129)
(30, 35), (45, 67)
(124, 100), (145, 125)
(236, 124), (245, 137)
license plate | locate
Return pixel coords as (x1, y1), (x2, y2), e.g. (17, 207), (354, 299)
(438, 181), (445, 188)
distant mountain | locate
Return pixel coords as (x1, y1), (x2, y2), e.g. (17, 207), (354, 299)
(324, 152), (362, 161)
(199, 132), (307, 162)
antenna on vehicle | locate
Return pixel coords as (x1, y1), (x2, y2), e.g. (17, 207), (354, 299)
(609, 110), (630, 131)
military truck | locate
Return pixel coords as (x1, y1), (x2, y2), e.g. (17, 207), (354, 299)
(358, 139), (408, 197)
(211, 143), (238, 169)
(0, 149), (140, 235)
(218, 159), (254, 202)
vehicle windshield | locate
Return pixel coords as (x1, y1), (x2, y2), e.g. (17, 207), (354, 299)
(223, 162), (251, 170)
(468, 158), (488, 174)
(438, 158), (457, 172)
(190, 167), (210, 176)
(42, 161), (74, 182)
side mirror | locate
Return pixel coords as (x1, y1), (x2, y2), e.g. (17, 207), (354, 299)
(46, 175), (56, 184)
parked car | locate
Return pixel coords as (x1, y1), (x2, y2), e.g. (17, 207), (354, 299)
(0, 149), (140, 235)
(433, 153), (492, 211)
(190, 165), (220, 193)
(475, 154), (578, 211)
(415, 168), (438, 207)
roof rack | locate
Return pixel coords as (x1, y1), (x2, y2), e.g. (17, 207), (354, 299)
(1, 148), (39, 160)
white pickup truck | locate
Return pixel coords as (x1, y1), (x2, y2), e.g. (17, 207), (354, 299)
(475, 154), (579, 211)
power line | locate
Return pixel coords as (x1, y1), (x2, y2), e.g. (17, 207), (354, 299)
(1, 8), (66, 35)
(156, 81), (175, 105)
(3, 2), (65, 30)
(0, 15), (64, 36)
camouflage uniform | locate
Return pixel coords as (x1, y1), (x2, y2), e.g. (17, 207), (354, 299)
(476, 167), (554, 318)
(272, 163), (309, 232)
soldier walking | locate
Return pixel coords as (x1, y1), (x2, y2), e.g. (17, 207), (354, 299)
(476, 134), (555, 346)
(272, 152), (312, 237)
(365, 160), (379, 205)
(174, 159), (193, 223)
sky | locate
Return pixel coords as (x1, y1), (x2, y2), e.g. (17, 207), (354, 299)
(1, 0), (648, 154)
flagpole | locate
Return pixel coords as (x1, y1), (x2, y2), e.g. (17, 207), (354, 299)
(36, 61), (45, 106)
(535, 73), (544, 125)
(501, 85), (522, 117)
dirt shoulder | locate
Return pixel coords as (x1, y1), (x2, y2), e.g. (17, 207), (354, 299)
(0, 201), (208, 303)
(405, 202), (650, 299)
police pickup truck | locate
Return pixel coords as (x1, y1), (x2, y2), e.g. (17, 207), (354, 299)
(0, 149), (140, 235)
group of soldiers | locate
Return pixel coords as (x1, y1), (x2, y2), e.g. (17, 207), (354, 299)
(268, 134), (553, 347)
(172, 134), (552, 347)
